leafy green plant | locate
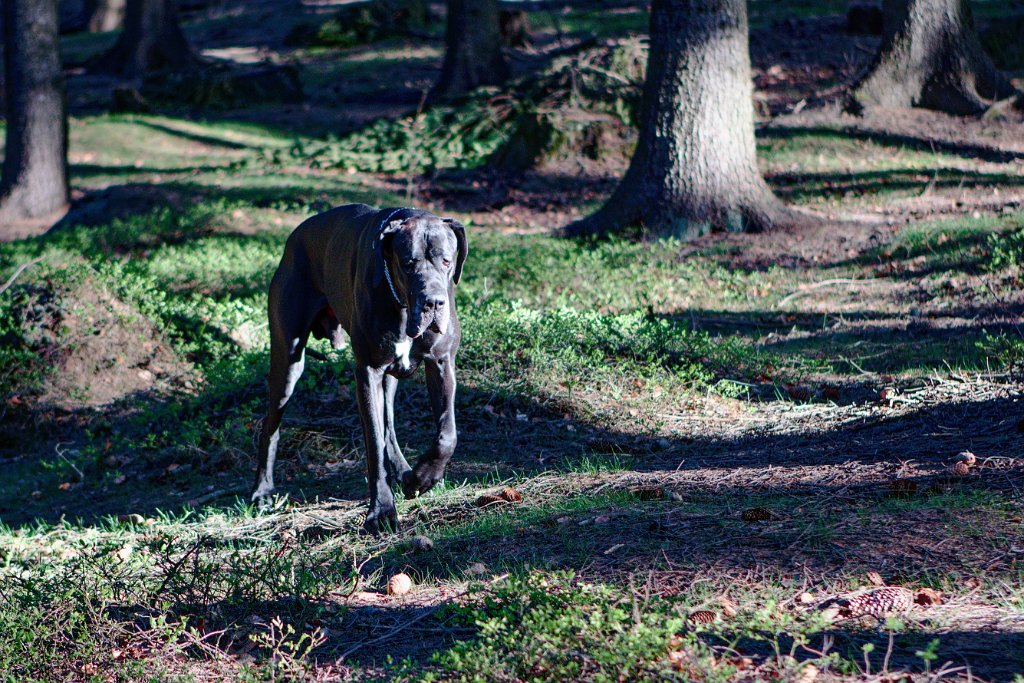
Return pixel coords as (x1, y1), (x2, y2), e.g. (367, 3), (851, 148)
(425, 572), (696, 682)
(284, 0), (428, 49)
(986, 227), (1024, 271)
(978, 331), (1024, 376)
(299, 39), (647, 175)
(247, 616), (327, 681)
(294, 95), (516, 174)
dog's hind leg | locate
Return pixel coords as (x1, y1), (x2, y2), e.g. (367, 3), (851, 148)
(252, 285), (315, 504)
(252, 332), (308, 503)
(382, 373), (412, 488)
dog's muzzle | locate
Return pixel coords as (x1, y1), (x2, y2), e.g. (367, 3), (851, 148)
(408, 292), (450, 337)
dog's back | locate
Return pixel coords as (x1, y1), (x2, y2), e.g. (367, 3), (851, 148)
(278, 204), (376, 289)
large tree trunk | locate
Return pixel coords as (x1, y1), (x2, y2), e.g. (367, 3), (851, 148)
(91, 0), (197, 77)
(431, 0), (508, 100)
(566, 0), (800, 239)
(0, 0), (70, 230)
(850, 0), (1017, 115)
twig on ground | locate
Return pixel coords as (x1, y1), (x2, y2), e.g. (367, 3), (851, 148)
(838, 354), (877, 377)
(776, 279), (872, 308)
(180, 626), (232, 661)
(54, 442), (85, 481)
(332, 553), (383, 601)
(189, 488), (239, 506)
(0, 257), (43, 296)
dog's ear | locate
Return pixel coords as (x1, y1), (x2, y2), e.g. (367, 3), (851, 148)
(443, 218), (468, 284)
(372, 219), (404, 288)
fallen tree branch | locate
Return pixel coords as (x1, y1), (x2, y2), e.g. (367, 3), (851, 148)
(0, 257), (43, 296)
(776, 278), (872, 308)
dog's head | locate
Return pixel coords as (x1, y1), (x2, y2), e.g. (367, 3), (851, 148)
(375, 211), (467, 338)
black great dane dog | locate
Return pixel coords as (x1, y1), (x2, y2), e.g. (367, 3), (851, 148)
(251, 204), (468, 533)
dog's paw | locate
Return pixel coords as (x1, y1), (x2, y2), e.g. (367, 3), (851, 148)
(386, 466), (412, 490)
(402, 463), (445, 499)
(252, 494), (291, 514)
(363, 502), (400, 535)
(250, 485), (277, 511)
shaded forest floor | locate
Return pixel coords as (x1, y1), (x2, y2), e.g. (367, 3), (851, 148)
(1, 0), (1023, 681)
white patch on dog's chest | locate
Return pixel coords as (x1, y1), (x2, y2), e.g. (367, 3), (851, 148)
(394, 339), (412, 371)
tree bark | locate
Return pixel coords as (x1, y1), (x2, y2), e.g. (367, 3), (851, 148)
(431, 0), (508, 100)
(566, 0), (800, 239)
(0, 0), (70, 229)
(91, 0), (198, 77)
(850, 0), (1018, 115)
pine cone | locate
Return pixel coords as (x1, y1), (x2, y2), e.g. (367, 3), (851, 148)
(741, 507), (773, 522)
(475, 494), (505, 508)
(630, 485), (665, 501)
(687, 610), (717, 624)
(498, 487), (523, 503)
(914, 587), (942, 606)
(834, 587), (914, 618)
(957, 451), (976, 466)
(951, 461), (971, 476)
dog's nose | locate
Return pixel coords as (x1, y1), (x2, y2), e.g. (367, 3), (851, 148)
(423, 296), (445, 311)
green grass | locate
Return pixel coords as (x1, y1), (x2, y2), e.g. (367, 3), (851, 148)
(527, 0), (853, 38)
(748, 0), (847, 26)
(3, 479), (1018, 681)
(758, 128), (966, 172)
(2, 163), (1020, 469)
(59, 27), (118, 64)
(0, 501), (359, 682)
(2, 110), (1020, 418)
(529, 7), (649, 39)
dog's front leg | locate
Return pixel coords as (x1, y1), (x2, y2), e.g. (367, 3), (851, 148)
(355, 365), (398, 534)
(403, 354), (457, 499)
(383, 373), (412, 487)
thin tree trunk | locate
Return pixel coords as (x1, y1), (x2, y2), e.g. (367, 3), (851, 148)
(91, 0), (197, 77)
(0, 0), (70, 230)
(850, 0), (1017, 115)
(86, 0), (127, 33)
(432, 0), (508, 100)
(566, 0), (804, 239)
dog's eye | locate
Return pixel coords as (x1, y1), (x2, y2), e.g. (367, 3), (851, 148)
(403, 260), (415, 269)
(442, 259), (451, 268)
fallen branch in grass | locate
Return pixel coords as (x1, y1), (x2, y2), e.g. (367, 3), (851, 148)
(188, 488), (240, 507)
(0, 256), (43, 296)
(776, 278), (874, 308)
(54, 442), (85, 481)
